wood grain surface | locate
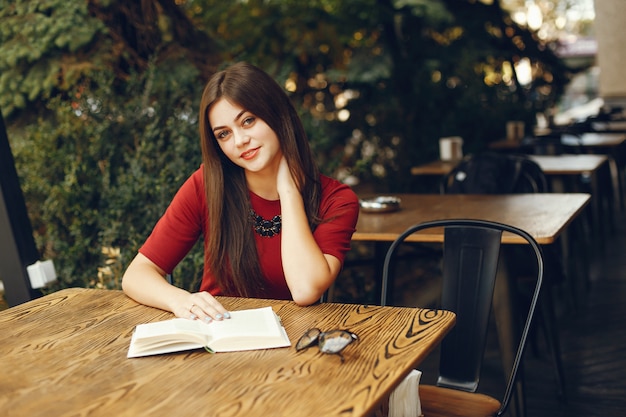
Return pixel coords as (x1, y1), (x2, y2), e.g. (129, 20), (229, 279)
(0, 288), (455, 417)
(354, 193), (590, 244)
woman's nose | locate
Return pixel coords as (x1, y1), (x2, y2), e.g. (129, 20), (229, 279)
(233, 131), (251, 147)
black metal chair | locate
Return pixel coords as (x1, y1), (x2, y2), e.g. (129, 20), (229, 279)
(439, 152), (567, 402)
(381, 219), (544, 417)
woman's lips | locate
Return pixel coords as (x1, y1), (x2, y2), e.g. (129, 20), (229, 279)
(241, 147), (260, 160)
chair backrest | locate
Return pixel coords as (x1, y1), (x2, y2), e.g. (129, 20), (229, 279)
(380, 219), (544, 416)
(440, 152), (548, 194)
(440, 151), (564, 284)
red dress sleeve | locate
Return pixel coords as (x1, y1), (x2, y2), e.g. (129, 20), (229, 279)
(314, 175), (359, 264)
(139, 168), (206, 274)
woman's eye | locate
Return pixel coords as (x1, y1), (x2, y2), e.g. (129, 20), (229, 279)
(242, 116), (255, 126)
(215, 130), (230, 140)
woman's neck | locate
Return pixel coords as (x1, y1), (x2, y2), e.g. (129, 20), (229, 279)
(246, 171), (279, 201)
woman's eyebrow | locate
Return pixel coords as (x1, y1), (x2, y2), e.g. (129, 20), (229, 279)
(212, 109), (247, 133)
(234, 109), (247, 121)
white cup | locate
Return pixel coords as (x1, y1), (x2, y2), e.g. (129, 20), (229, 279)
(439, 136), (463, 161)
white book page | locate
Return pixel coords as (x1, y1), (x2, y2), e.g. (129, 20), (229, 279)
(208, 307), (282, 338)
(128, 318), (211, 357)
(207, 307), (290, 352)
(133, 318), (211, 342)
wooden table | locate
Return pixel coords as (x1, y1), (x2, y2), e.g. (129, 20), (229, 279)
(487, 138), (536, 152)
(562, 133), (626, 209)
(528, 154), (608, 175)
(487, 132), (626, 151)
(531, 155), (613, 232)
(590, 120), (626, 132)
(488, 132), (626, 209)
(560, 132), (626, 148)
(355, 193), (590, 245)
(411, 155), (611, 232)
(411, 154), (608, 178)
(354, 193), (591, 297)
(0, 288), (455, 417)
(410, 159), (460, 176)
(354, 193), (591, 303)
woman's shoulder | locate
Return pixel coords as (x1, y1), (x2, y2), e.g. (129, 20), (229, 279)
(190, 165), (204, 182)
(171, 165), (205, 204)
(180, 165), (205, 190)
(320, 174), (352, 190)
(319, 174), (359, 203)
(317, 175), (359, 225)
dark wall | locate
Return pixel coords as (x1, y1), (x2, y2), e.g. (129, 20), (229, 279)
(0, 111), (41, 306)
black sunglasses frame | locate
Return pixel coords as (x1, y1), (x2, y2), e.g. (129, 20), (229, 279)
(295, 327), (359, 362)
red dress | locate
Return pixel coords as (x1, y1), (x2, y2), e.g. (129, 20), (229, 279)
(139, 166), (359, 299)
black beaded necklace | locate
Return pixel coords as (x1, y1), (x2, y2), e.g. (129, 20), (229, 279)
(249, 209), (281, 238)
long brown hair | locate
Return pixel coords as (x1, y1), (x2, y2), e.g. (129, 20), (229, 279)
(199, 62), (321, 297)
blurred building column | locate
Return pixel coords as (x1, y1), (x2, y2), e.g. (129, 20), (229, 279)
(594, 0), (626, 109)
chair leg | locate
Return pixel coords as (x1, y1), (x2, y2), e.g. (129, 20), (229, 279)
(492, 263), (526, 417)
(510, 371), (527, 417)
(375, 241), (392, 305)
(539, 286), (567, 401)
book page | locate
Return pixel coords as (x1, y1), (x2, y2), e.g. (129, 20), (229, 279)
(127, 319), (211, 357)
(206, 307), (290, 352)
(208, 307), (281, 337)
(133, 318), (210, 342)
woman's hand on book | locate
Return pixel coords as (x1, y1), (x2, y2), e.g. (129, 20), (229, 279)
(177, 292), (231, 323)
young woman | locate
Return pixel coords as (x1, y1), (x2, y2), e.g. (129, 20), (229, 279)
(122, 62), (359, 323)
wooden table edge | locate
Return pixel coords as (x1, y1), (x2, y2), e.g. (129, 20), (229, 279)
(353, 193), (591, 245)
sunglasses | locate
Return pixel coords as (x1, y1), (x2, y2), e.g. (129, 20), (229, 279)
(295, 328), (359, 362)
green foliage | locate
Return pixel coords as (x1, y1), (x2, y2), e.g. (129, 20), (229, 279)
(0, 0), (106, 116)
(12, 61), (205, 291)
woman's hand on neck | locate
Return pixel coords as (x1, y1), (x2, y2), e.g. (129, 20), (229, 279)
(276, 156), (300, 199)
(245, 156), (298, 201)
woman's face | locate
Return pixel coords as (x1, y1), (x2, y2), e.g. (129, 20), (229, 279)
(209, 98), (282, 175)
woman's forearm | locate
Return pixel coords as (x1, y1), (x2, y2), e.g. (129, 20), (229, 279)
(122, 253), (230, 320)
(279, 189), (340, 305)
(122, 253), (190, 313)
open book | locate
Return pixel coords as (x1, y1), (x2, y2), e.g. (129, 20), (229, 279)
(127, 306), (291, 358)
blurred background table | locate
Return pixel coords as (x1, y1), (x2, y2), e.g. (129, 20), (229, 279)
(488, 132), (626, 209)
(411, 155), (612, 233)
